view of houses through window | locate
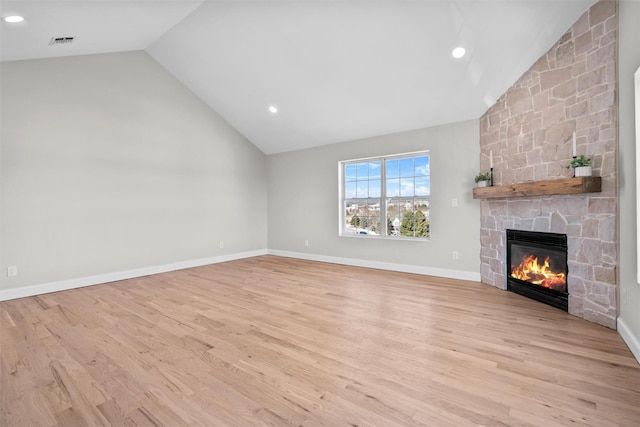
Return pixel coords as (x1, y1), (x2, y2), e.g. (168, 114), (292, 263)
(341, 152), (430, 239)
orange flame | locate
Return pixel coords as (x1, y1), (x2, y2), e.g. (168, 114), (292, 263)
(511, 254), (566, 291)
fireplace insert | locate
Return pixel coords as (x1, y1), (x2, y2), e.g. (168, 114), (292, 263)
(506, 229), (568, 311)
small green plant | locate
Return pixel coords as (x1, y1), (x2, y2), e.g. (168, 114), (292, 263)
(474, 172), (491, 183)
(566, 154), (591, 169)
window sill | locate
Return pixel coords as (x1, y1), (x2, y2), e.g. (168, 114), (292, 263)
(339, 233), (431, 241)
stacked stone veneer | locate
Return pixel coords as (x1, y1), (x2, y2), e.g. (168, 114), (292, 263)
(479, 1), (618, 328)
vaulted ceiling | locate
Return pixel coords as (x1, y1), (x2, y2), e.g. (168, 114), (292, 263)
(1, 0), (597, 154)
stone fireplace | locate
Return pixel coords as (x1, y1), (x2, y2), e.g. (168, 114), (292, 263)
(478, 1), (618, 329)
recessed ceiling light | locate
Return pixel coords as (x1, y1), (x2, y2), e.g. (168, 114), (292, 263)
(3, 15), (24, 23)
(268, 105), (278, 113)
(452, 47), (466, 59)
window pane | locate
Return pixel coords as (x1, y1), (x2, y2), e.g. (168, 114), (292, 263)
(345, 200), (358, 213)
(415, 177), (429, 196)
(400, 178), (414, 197)
(345, 181), (357, 198)
(400, 199), (413, 216)
(355, 215), (368, 232)
(344, 200), (357, 233)
(369, 161), (381, 179)
(349, 201), (372, 235)
(368, 201), (381, 235)
(368, 218), (381, 235)
(346, 200), (363, 234)
(386, 159), (399, 178)
(400, 158), (413, 177)
(369, 179), (381, 197)
(388, 200), (400, 235)
(386, 198), (399, 218)
(345, 164), (357, 181)
(386, 178), (399, 197)
(356, 163), (368, 179)
(413, 203), (429, 238)
(415, 198), (429, 211)
(415, 156), (429, 176)
(356, 181), (368, 198)
(399, 203), (415, 237)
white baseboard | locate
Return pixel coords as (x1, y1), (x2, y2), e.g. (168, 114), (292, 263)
(0, 249), (268, 302)
(618, 317), (640, 365)
(267, 249), (481, 282)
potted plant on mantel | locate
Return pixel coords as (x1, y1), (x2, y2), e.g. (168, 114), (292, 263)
(474, 172), (492, 187)
(566, 154), (592, 177)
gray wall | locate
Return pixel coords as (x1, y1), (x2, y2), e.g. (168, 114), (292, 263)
(267, 120), (481, 276)
(0, 51), (267, 291)
(619, 1), (640, 354)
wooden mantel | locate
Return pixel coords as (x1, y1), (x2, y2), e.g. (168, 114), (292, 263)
(472, 177), (601, 199)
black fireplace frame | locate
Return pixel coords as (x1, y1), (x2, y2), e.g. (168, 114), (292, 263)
(506, 229), (568, 312)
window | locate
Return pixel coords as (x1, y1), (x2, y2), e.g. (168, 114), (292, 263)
(341, 151), (430, 239)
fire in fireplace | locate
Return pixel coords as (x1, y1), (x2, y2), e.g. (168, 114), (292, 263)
(506, 229), (568, 311)
(510, 254), (567, 292)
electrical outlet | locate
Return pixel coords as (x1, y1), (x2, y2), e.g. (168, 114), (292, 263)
(219, 241), (224, 249)
(304, 240), (309, 247)
(7, 266), (17, 277)
(452, 251), (459, 260)
(451, 198), (458, 207)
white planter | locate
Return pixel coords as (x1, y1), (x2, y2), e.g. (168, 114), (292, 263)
(574, 166), (592, 177)
(477, 180), (490, 187)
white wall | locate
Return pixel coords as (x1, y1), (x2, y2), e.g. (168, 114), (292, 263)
(618, 0), (640, 361)
(0, 51), (267, 294)
(267, 120), (481, 280)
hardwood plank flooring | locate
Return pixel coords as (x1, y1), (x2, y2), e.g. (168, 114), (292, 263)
(1, 255), (639, 426)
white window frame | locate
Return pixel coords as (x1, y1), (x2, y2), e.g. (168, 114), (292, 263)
(339, 150), (430, 240)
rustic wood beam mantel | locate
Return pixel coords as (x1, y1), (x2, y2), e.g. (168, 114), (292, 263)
(472, 177), (601, 199)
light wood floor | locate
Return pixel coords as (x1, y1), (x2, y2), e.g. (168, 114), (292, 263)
(1, 255), (639, 427)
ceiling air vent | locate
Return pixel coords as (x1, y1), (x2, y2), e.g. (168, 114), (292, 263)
(49, 37), (74, 46)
